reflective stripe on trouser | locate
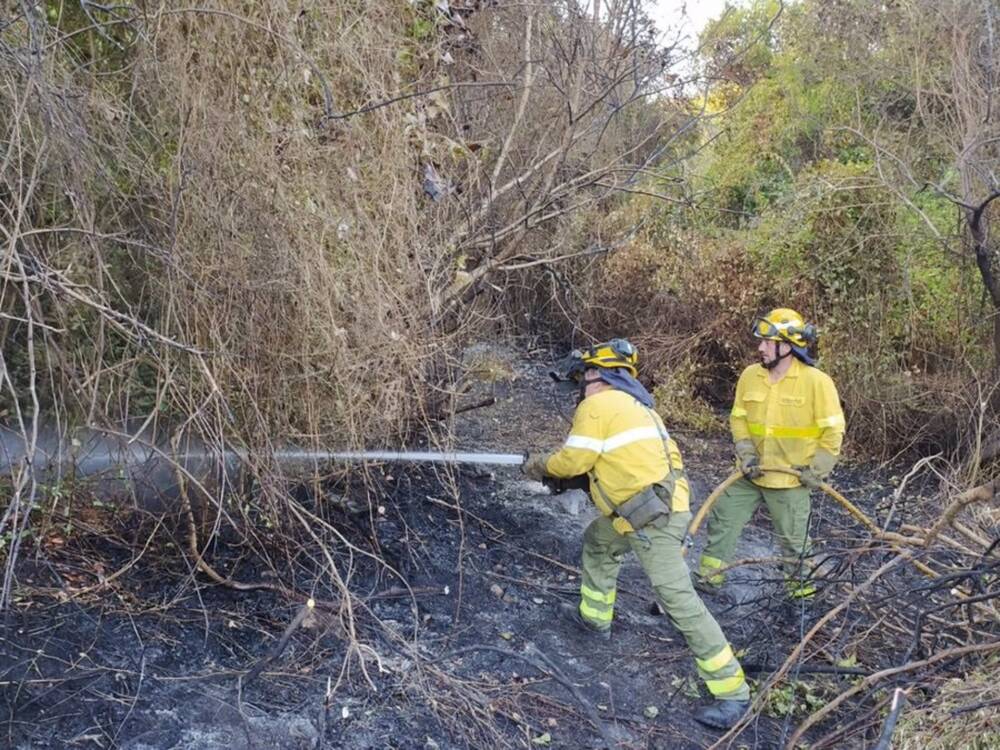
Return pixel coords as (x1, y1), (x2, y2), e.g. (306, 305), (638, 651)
(696, 644), (748, 699)
(579, 519), (624, 629)
(786, 578), (817, 598)
(698, 554), (726, 586)
(704, 477), (813, 579)
(579, 513), (750, 701)
(579, 582), (616, 627)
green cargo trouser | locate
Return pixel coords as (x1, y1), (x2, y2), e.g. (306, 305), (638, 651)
(700, 477), (814, 595)
(579, 512), (749, 701)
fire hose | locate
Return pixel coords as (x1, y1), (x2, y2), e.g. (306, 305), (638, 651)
(684, 467), (939, 579)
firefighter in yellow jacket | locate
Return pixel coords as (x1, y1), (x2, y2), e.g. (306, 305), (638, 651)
(698, 309), (846, 598)
(523, 339), (750, 730)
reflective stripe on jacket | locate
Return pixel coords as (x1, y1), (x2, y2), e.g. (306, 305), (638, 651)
(545, 389), (690, 514)
(730, 358), (845, 489)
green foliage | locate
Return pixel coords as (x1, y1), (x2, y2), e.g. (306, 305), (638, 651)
(699, 0), (782, 88)
(761, 680), (829, 719)
(697, 13), (858, 222)
(44, 0), (137, 73)
(576, 0), (992, 457)
(746, 160), (898, 303)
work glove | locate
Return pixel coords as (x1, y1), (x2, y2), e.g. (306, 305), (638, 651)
(543, 474), (590, 495)
(522, 453), (552, 481)
(797, 449), (837, 489)
(734, 439), (763, 480)
(796, 467), (824, 489)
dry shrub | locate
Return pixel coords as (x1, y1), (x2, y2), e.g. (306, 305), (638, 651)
(651, 360), (724, 433)
(2, 1), (679, 448)
(138, 3), (455, 446)
(0, 0), (683, 626)
(568, 164), (990, 459)
(566, 197), (761, 421)
(461, 345), (517, 385)
(822, 347), (971, 461)
(0, 5), (483, 628)
(1, 3), (458, 451)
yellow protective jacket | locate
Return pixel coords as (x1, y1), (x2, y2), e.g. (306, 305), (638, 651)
(731, 358), (845, 489)
(543, 389), (690, 529)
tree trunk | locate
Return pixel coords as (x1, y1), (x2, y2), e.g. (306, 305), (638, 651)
(967, 192), (1000, 372)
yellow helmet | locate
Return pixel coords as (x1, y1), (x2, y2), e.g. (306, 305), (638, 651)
(572, 338), (639, 378)
(752, 308), (817, 348)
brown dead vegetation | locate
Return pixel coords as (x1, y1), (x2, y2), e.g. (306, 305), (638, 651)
(0, 0), (703, 650)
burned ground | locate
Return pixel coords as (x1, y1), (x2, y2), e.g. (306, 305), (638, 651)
(1, 351), (994, 749)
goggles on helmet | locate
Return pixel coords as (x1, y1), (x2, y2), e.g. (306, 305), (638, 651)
(579, 338), (637, 377)
(551, 338), (639, 382)
(752, 317), (817, 347)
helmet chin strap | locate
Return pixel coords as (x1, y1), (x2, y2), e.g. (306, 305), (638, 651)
(762, 343), (793, 370)
(577, 369), (598, 403)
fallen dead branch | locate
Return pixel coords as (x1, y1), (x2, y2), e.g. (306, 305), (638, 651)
(702, 448), (998, 749)
(923, 479), (997, 548)
(708, 555), (907, 749)
(789, 640), (1000, 749)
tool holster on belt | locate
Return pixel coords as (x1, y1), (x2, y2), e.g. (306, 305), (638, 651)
(614, 477), (674, 532)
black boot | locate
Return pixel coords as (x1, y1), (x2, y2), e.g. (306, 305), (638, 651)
(559, 602), (611, 641)
(694, 699), (749, 730)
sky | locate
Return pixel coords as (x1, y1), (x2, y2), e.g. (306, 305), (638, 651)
(647, 0), (732, 46)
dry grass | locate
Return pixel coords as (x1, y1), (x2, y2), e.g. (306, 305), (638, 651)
(895, 661), (1000, 750)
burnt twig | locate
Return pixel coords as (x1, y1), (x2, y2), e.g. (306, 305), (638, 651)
(872, 689), (907, 750)
(239, 599), (316, 692)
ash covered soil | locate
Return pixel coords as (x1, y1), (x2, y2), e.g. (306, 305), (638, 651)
(1, 347), (903, 749)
